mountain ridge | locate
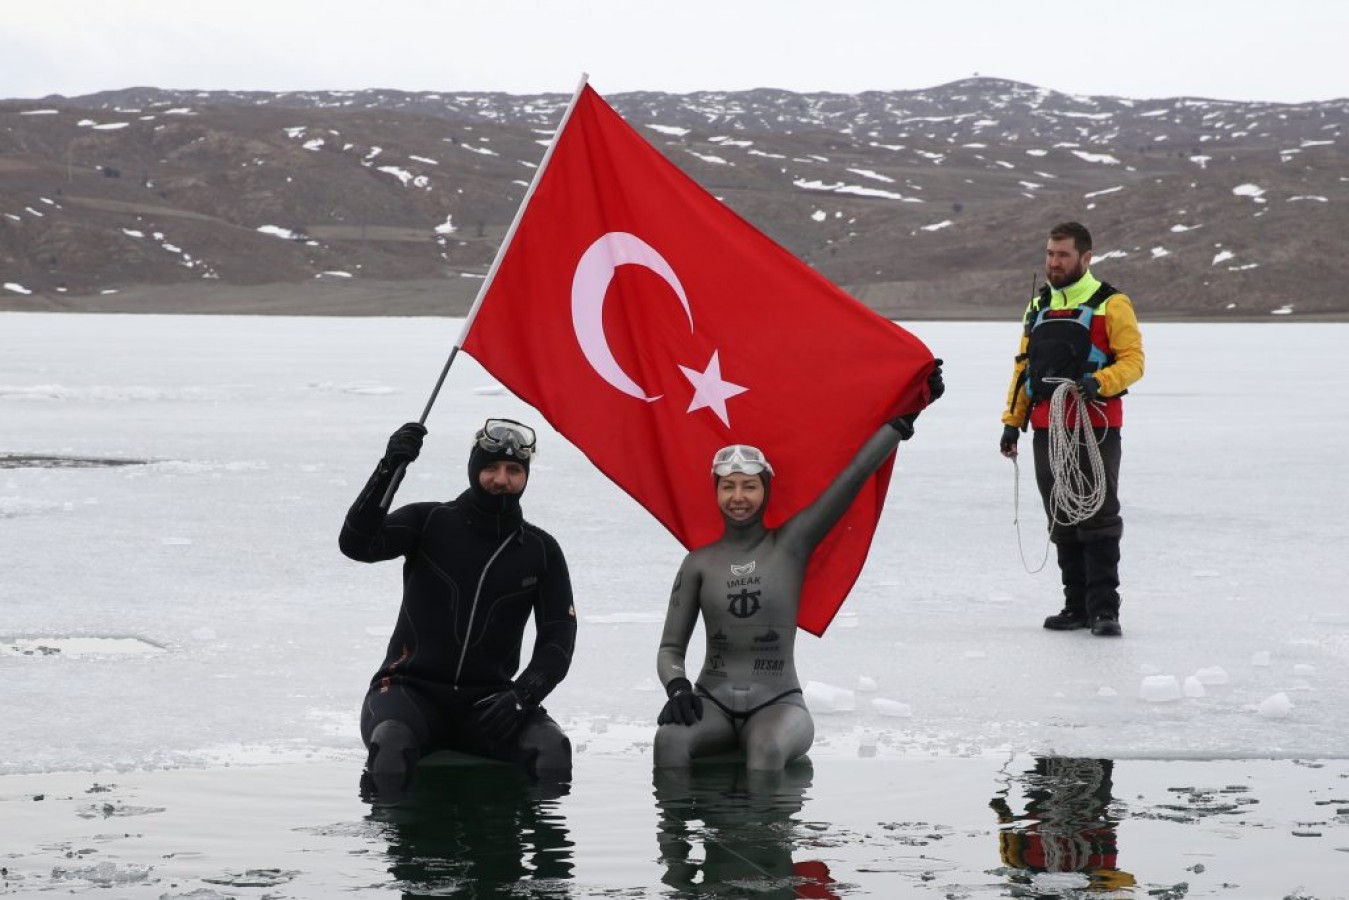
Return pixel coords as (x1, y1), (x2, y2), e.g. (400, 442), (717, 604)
(2, 78), (1344, 319)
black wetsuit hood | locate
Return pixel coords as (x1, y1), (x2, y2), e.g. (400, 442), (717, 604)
(467, 442), (528, 522)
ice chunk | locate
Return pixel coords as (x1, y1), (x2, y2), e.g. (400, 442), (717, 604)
(1195, 666), (1230, 685)
(1256, 692), (1294, 718)
(1293, 664), (1316, 677)
(1184, 676), (1206, 698)
(1139, 675), (1181, 702)
(856, 675), (878, 693)
(870, 698), (912, 718)
(1251, 651), (1272, 667)
(1097, 686), (1119, 698)
(804, 680), (856, 713)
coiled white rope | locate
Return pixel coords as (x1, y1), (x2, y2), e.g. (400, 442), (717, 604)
(1015, 378), (1109, 573)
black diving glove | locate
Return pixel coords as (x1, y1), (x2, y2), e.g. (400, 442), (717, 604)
(1000, 425), (1020, 458)
(1077, 373), (1101, 401)
(658, 677), (703, 726)
(925, 359), (945, 401)
(887, 359), (944, 439)
(383, 422), (427, 468)
(474, 684), (530, 744)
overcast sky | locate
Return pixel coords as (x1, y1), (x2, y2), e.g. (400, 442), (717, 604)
(4, 0), (1346, 104)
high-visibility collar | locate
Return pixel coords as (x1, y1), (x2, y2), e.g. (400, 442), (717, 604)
(1045, 269), (1103, 310)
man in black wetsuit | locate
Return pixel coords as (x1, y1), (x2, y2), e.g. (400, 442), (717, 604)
(340, 418), (577, 805)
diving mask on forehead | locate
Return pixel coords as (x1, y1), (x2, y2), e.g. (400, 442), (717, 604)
(711, 444), (774, 477)
(475, 418), (537, 460)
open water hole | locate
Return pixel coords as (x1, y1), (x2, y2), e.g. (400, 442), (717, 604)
(0, 755), (1346, 898)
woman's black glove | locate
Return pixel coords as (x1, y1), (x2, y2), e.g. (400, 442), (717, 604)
(474, 684), (529, 744)
(925, 359), (945, 401)
(657, 677), (703, 726)
(383, 422), (427, 468)
(888, 359), (944, 439)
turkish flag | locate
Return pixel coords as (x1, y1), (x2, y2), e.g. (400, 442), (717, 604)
(462, 84), (935, 635)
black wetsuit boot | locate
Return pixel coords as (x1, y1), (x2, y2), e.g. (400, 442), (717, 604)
(1083, 537), (1122, 636)
(1043, 540), (1089, 630)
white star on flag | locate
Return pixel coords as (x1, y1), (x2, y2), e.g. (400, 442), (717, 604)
(679, 350), (748, 427)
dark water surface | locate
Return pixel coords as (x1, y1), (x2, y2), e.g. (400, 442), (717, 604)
(0, 754), (1345, 898)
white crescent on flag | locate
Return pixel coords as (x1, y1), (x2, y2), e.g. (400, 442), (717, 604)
(571, 231), (692, 402)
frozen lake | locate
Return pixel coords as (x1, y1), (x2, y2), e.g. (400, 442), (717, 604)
(2, 313), (1347, 774)
(3, 313), (1348, 897)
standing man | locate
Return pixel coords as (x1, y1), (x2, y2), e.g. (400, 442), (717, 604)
(340, 418), (577, 805)
(1000, 222), (1145, 637)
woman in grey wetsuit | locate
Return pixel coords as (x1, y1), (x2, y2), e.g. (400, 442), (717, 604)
(653, 364), (943, 770)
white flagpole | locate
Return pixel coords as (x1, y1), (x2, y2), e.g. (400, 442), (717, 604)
(381, 72), (591, 508)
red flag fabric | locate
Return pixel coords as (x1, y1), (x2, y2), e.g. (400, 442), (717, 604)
(462, 84), (934, 635)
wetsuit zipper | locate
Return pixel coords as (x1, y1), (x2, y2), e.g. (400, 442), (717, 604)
(452, 528), (520, 687)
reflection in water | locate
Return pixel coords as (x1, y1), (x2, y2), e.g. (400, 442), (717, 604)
(370, 762), (573, 898)
(990, 756), (1136, 895)
(653, 761), (839, 898)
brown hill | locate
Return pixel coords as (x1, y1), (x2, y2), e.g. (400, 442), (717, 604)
(1, 79), (1345, 319)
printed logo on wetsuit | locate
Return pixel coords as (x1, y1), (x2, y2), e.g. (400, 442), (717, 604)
(726, 587), (761, 619)
(753, 657), (785, 674)
(752, 629), (779, 645)
(521, 576), (538, 588)
(726, 560), (760, 591)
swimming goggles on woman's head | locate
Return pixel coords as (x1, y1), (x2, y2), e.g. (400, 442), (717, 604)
(711, 444), (774, 477)
(475, 418), (537, 460)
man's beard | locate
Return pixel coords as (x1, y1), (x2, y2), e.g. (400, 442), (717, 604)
(1047, 261), (1086, 289)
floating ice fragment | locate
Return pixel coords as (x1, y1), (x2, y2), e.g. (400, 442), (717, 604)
(805, 681), (856, 713)
(1256, 692), (1293, 718)
(1252, 651), (1272, 667)
(1191, 570), (1220, 578)
(871, 698), (912, 718)
(473, 386), (506, 395)
(1194, 666), (1229, 685)
(962, 649), (988, 659)
(635, 677), (661, 693)
(161, 536), (193, 546)
(1139, 675), (1181, 702)
(1293, 664), (1316, 677)
(1183, 676), (1206, 698)
(833, 612), (859, 628)
(1097, 686), (1118, 698)
(856, 675), (878, 693)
